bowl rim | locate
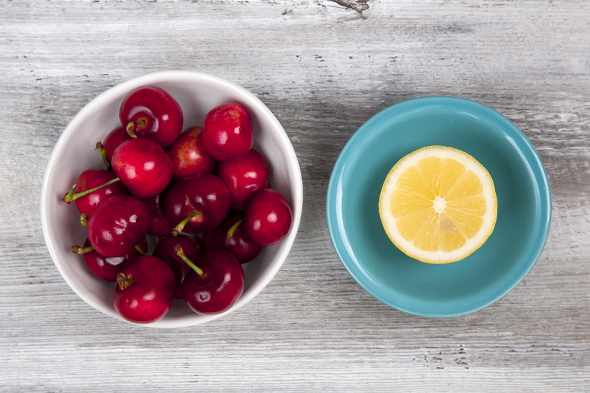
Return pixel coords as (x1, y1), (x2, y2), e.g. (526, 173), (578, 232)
(326, 96), (552, 318)
(40, 70), (303, 328)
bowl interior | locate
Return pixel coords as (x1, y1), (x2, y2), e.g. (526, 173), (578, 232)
(42, 71), (302, 327)
(327, 97), (550, 318)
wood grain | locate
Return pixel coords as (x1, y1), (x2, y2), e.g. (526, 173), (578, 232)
(1, 0), (589, 391)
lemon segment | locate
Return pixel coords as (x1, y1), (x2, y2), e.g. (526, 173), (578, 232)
(379, 146), (497, 264)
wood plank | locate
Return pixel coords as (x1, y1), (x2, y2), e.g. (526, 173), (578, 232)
(0, 0), (589, 391)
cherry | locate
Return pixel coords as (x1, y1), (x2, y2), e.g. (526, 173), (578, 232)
(244, 189), (293, 246)
(164, 173), (230, 235)
(203, 213), (262, 264)
(119, 86), (183, 147)
(87, 195), (150, 257)
(177, 248), (245, 315)
(64, 169), (128, 217)
(114, 256), (176, 324)
(217, 149), (270, 211)
(111, 138), (173, 198)
(153, 235), (203, 298)
(103, 126), (131, 161)
(202, 102), (253, 162)
(140, 191), (175, 237)
(165, 126), (216, 180)
(72, 236), (148, 282)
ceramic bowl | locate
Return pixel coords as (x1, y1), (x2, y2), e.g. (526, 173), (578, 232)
(41, 71), (303, 327)
(326, 97), (551, 318)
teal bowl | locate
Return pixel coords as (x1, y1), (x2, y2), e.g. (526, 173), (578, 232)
(326, 97), (551, 318)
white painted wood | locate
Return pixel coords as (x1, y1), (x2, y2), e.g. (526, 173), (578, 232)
(1, 0), (589, 391)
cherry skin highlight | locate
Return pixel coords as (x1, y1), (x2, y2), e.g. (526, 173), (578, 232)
(217, 149), (270, 211)
(103, 126), (131, 161)
(78, 236), (148, 282)
(202, 102), (253, 162)
(203, 213), (262, 264)
(119, 86), (183, 147)
(165, 126), (216, 180)
(153, 234), (203, 299)
(181, 250), (245, 315)
(87, 195), (150, 257)
(111, 138), (173, 198)
(73, 169), (127, 217)
(164, 173), (230, 235)
(140, 191), (175, 237)
(244, 189), (293, 246)
(113, 256), (176, 324)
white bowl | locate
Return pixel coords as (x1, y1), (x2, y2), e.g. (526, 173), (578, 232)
(41, 71), (303, 328)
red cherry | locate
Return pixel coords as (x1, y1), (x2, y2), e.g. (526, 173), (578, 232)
(74, 236), (148, 282)
(244, 189), (292, 246)
(153, 235), (203, 299)
(165, 126), (216, 180)
(112, 138), (173, 198)
(103, 126), (131, 161)
(87, 195), (150, 257)
(113, 256), (176, 324)
(202, 103), (253, 162)
(164, 174), (230, 235)
(119, 86), (183, 147)
(140, 191), (175, 237)
(217, 149), (270, 211)
(203, 214), (262, 264)
(72, 169), (127, 217)
(178, 249), (245, 315)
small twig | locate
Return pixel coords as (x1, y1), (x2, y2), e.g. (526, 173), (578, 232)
(330, 0), (369, 14)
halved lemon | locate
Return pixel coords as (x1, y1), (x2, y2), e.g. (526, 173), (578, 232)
(379, 146), (497, 264)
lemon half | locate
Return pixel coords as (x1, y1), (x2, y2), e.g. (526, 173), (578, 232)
(379, 146), (497, 264)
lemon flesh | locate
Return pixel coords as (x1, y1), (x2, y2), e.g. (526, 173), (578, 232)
(379, 146), (497, 264)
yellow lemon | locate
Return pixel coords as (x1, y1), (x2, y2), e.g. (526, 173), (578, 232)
(379, 146), (497, 264)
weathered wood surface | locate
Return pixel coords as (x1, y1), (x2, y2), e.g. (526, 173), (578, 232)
(1, 0), (589, 391)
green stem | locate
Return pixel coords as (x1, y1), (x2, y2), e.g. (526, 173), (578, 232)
(134, 245), (146, 255)
(227, 219), (244, 238)
(96, 141), (111, 170)
(126, 118), (146, 138)
(71, 245), (94, 254)
(116, 273), (133, 290)
(174, 245), (206, 278)
(64, 185), (75, 203)
(63, 178), (120, 203)
(126, 122), (137, 138)
(171, 210), (201, 237)
(80, 212), (89, 228)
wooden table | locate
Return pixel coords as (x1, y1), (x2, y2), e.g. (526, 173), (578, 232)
(1, 1), (589, 391)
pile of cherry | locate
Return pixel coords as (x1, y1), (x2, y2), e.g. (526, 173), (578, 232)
(64, 86), (292, 324)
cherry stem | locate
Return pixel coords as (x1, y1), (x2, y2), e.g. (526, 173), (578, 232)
(227, 219), (244, 238)
(96, 142), (111, 170)
(125, 122), (137, 138)
(174, 245), (205, 278)
(126, 118), (146, 139)
(80, 212), (88, 228)
(134, 245), (146, 255)
(116, 273), (133, 290)
(171, 210), (201, 237)
(64, 185), (75, 203)
(71, 245), (94, 254)
(62, 178), (120, 203)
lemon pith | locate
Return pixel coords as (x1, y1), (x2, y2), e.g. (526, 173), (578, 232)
(378, 146), (497, 264)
